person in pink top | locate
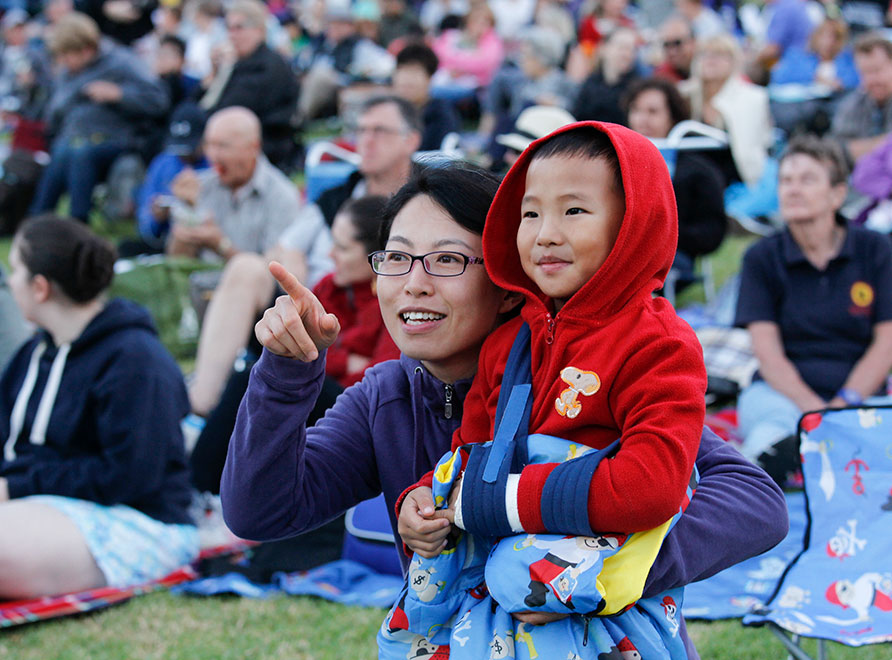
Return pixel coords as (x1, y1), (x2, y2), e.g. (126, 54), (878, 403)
(431, 5), (504, 100)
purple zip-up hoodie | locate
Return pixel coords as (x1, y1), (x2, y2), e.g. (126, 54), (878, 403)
(221, 349), (788, 658)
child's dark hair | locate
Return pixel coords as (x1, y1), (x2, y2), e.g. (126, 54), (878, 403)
(338, 195), (389, 254)
(396, 42), (439, 77)
(530, 126), (624, 195)
(15, 214), (117, 302)
(160, 34), (187, 59)
(378, 162), (501, 247)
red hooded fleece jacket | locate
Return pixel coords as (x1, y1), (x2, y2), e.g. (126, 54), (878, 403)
(443, 121), (707, 536)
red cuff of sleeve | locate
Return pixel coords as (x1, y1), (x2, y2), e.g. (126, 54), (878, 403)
(516, 463), (557, 533)
(395, 470), (436, 559)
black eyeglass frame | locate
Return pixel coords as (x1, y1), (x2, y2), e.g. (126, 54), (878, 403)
(368, 250), (485, 277)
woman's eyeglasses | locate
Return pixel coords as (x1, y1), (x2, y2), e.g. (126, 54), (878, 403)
(368, 250), (484, 277)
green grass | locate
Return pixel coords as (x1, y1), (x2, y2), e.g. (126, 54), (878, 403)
(1, 593), (890, 659)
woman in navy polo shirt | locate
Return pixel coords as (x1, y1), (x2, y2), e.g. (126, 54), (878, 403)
(735, 135), (892, 484)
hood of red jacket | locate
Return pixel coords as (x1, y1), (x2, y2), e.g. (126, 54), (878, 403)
(483, 121), (678, 321)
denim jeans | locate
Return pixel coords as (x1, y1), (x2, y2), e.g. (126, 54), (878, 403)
(30, 139), (126, 222)
(738, 380), (892, 461)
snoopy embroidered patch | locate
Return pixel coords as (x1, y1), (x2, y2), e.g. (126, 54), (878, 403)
(555, 366), (600, 418)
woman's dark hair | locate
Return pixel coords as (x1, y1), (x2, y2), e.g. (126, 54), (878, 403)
(338, 195), (389, 254)
(530, 126), (624, 195)
(378, 162), (502, 247)
(15, 214), (117, 302)
(622, 77), (690, 128)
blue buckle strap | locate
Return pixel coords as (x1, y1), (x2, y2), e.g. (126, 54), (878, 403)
(484, 384), (531, 483)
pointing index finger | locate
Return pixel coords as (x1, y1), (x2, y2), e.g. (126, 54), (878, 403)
(269, 261), (307, 301)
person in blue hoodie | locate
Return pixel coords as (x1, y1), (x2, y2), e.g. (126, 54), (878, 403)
(220, 163), (788, 658)
(0, 215), (197, 600)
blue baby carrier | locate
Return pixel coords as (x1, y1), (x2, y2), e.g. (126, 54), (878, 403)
(378, 324), (695, 659)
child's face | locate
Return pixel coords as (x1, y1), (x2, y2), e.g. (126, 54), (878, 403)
(517, 154), (625, 311)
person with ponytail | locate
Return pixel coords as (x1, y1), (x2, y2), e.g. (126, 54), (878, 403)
(0, 214), (198, 600)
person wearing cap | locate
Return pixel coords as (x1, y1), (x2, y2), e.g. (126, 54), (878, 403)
(28, 12), (169, 223)
(126, 102), (211, 255)
(494, 104), (575, 171)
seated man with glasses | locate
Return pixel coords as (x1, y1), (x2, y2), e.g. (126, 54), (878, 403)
(653, 16), (696, 84)
(186, 95), (421, 421)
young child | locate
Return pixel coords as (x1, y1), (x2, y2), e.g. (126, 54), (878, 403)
(389, 122), (707, 657)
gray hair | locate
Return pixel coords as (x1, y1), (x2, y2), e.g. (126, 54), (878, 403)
(520, 26), (565, 68)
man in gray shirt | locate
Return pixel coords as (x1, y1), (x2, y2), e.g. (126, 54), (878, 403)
(167, 106), (332, 416)
(831, 33), (892, 165)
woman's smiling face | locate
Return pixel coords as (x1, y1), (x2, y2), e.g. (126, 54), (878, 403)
(376, 194), (514, 384)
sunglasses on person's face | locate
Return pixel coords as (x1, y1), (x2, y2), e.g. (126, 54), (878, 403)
(663, 38), (689, 49)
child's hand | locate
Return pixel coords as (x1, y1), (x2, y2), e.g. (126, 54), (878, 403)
(398, 487), (451, 558)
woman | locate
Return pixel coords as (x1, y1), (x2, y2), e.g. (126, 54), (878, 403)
(572, 26), (640, 125)
(625, 77), (727, 275)
(0, 215), (197, 600)
(221, 163), (787, 657)
(770, 18), (859, 135)
(577, 0), (636, 56)
(681, 34), (772, 189)
(770, 18), (858, 92)
(190, 196), (398, 495)
(430, 4), (504, 100)
(735, 135), (892, 485)
(314, 196), (400, 389)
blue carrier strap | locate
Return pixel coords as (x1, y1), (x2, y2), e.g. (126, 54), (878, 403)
(459, 324), (533, 537)
(485, 323), (533, 483)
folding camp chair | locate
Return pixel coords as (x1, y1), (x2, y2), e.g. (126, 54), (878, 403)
(743, 405), (892, 659)
(651, 121), (729, 306)
(342, 494), (402, 577)
(303, 140), (361, 203)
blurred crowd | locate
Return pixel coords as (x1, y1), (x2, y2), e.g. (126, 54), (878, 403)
(0, 0), (887, 234)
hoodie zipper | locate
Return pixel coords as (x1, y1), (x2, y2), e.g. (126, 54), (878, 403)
(545, 314), (555, 345)
(444, 384), (454, 419)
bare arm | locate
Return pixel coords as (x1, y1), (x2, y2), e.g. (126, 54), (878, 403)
(265, 245), (308, 286)
(846, 134), (890, 163)
(829, 320), (892, 406)
(749, 321), (825, 412)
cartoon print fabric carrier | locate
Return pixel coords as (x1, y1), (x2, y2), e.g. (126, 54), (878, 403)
(744, 406), (892, 649)
(378, 324), (693, 659)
